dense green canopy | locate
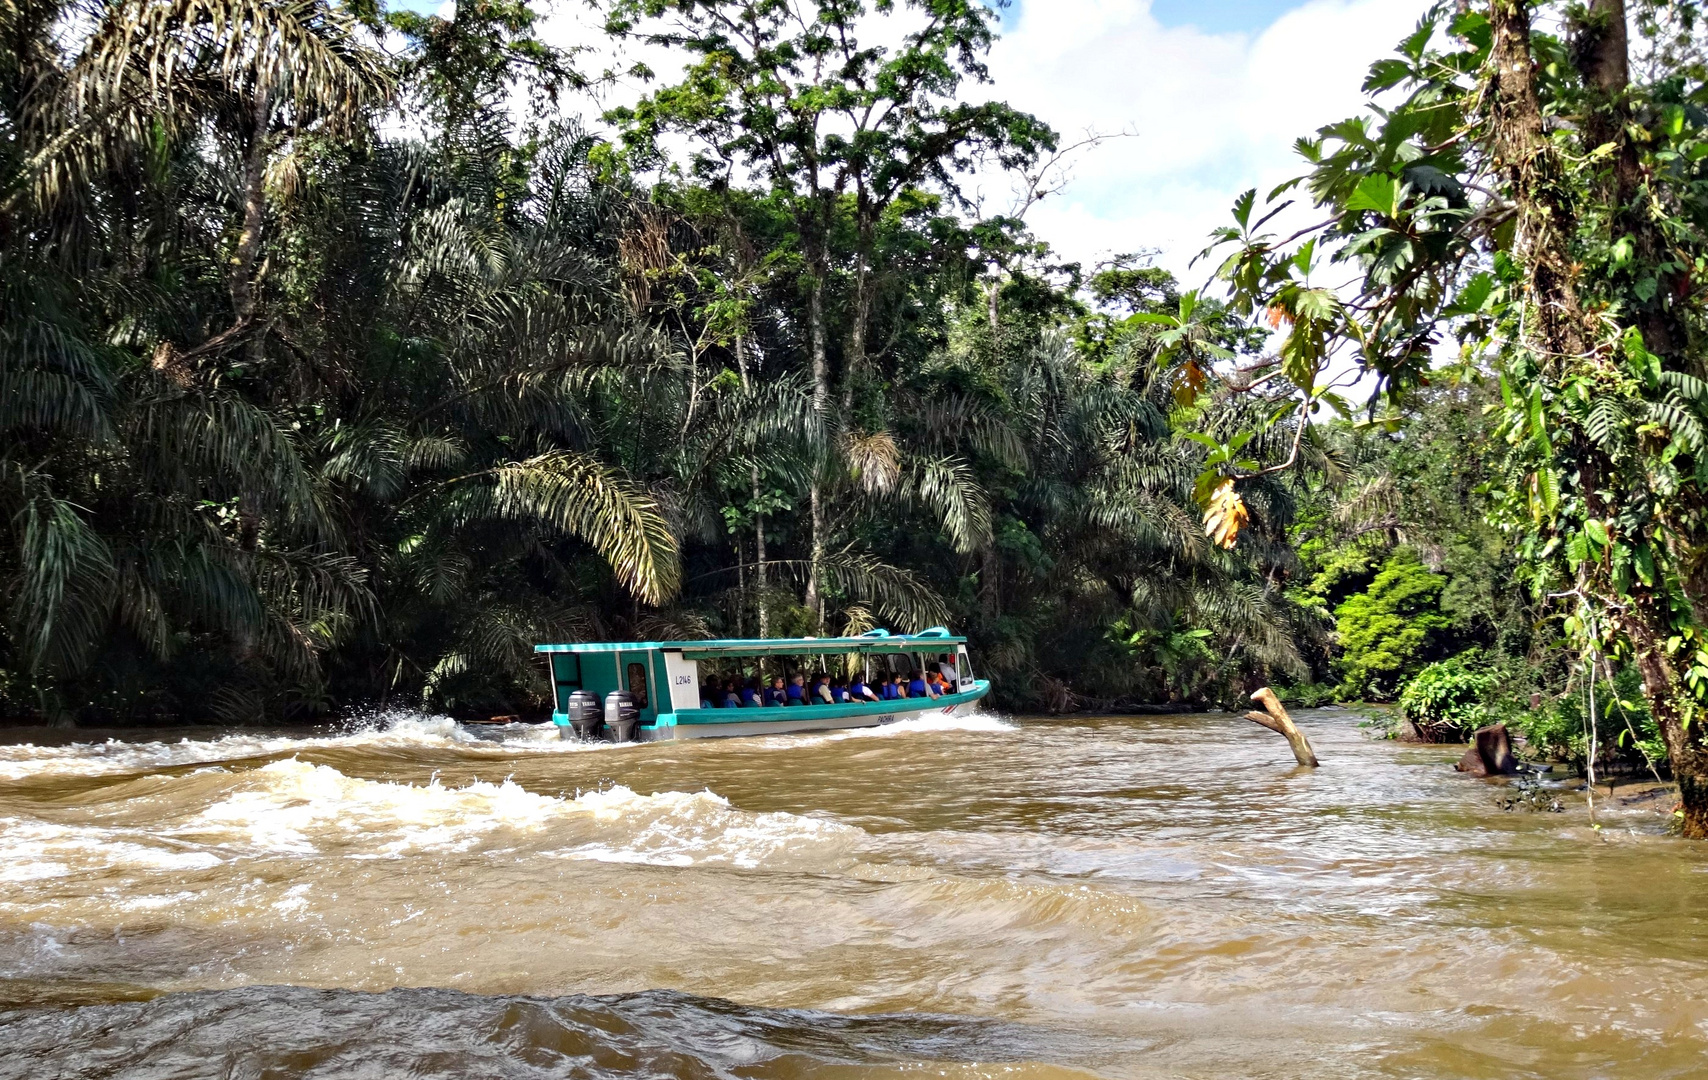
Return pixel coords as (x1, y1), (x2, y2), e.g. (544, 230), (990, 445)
(0, 0), (1322, 724)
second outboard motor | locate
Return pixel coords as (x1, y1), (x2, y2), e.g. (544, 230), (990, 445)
(563, 690), (601, 740)
(604, 690), (639, 743)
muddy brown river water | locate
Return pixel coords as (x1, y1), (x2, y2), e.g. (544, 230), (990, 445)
(0, 708), (1703, 1078)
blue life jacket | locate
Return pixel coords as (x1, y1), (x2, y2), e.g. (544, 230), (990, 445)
(786, 683), (806, 704)
(831, 685), (849, 703)
(849, 680), (868, 700)
(741, 688), (762, 707)
(881, 682), (899, 700)
(909, 678), (928, 697)
(765, 686), (787, 706)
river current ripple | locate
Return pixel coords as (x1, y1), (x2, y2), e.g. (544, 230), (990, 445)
(0, 709), (1703, 1078)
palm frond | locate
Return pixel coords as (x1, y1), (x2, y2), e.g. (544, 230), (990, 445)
(447, 450), (681, 605)
(815, 550), (950, 632)
(903, 453), (993, 554)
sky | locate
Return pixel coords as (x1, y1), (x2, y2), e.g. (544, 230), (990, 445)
(976, 0), (1434, 281)
(393, 0), (1435, 282)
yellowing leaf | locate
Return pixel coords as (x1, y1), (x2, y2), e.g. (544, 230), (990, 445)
(1203, 479), (1249, 550)
(1174, 359), (1207, 406)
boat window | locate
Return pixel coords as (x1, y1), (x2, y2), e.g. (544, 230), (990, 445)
(627, 662), (649, 709)
(551, 654), (582, 711)
(551, 654), (582, 689)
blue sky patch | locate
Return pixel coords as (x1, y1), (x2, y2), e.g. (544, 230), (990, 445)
(1146, 0), (1302, 35)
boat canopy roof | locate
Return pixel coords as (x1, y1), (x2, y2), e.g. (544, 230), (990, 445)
(535, 627), (966, 660)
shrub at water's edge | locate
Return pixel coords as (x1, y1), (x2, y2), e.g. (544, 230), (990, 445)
(1398, 657), (1493, 743)
(1382, 650), (1667, 778)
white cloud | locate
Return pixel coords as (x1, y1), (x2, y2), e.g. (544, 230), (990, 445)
(534, 0), (1432, 287)
(985, 0), (1434, 281)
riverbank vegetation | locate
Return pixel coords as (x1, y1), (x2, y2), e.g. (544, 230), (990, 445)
(2, 0), (1705, 830)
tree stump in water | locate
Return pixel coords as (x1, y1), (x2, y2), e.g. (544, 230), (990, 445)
(1244, 688), (1320, 767)
(1455, 724), (1519, 776)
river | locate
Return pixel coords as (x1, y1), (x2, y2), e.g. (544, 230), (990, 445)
(0, 708), (1702, 1078)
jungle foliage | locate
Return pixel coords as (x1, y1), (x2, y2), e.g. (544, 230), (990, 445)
(10, 0), (1708, 838)
(1204, 0), (1708, 832)
(0, 0), (1326, 725)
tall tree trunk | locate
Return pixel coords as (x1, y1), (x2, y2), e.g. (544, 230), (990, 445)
(230, 87), (271, 325)
(1624, 601), (1708, 836)
(846, 194), (873, 414)
(979, 545), (1000, 621)
(737, 332), (769, 637)
(806, 261), (829, 629)
(1488, 0), (1591, 366)
(735, 534), (746, 637)
(1570, 0), (1683, 359)
(754, 468), (769, 637)
(1491, 0), (1708, 836)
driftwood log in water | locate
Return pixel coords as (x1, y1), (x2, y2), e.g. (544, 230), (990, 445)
(1244, 688), (1320, 767)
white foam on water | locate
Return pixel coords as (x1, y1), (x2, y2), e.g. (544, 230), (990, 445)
(0, 819), (226, 883)
(166, 759), (863, 869)
(0, 712), (607, 781)
(552, 789), (862, 869)
(0, 703), (1017, 783)
(0, 750), (868, 881)
(758, 709), (1018, 749)
(185, 758), (582, 856)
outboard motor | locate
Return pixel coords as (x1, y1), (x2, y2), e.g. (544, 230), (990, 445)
(603, 690), (639, 743)
(563, 690), (601, 741)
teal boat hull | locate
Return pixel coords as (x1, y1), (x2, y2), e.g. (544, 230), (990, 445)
(556, 680), (992, 742)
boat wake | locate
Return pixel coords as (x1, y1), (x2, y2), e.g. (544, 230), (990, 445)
(0, 707), (1020, 783)
(0, 712), (604, 782)
(755, 709), (1016, 749)
(0, 756), (865, 888)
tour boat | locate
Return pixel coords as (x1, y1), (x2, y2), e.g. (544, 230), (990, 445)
(535, 627), (990, 741)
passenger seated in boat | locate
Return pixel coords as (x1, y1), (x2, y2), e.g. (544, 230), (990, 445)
(765, 675), (788, 706)
(741, 679), (763, 707)
(814, 674), (834, 704)
(908, 670), (938, 699)
(850, 675), (878, 702)
(786, 673), (808, 706)
(926, 671), (948, 697)
(829, 677), (850, 703)
(722, 679), (741, 708)
(880, 674), (900, 700)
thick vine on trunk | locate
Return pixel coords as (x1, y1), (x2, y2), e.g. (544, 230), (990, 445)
(1570, 0), (1684, 360)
